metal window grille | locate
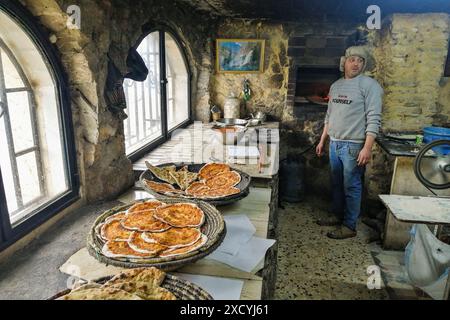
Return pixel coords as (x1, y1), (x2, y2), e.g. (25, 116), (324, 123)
(0, 39), (45, 218)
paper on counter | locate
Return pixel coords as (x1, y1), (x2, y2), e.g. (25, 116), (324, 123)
(207, 237), (276, 273)
(172, 273), (244, 300)
(227, 145), (260, 159)
(219, 215), (256, 256)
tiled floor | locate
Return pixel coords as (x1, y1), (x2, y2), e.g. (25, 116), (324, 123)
(274, 196), (391, 300)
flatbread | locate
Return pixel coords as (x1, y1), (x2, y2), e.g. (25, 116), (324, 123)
(169, 169), (198, 190)
(143, 180), (185, 195)
(198, 163), (231, 181)
(100, 219), (133, 242)
(104, 211), (127, 222)
(104, 267), (166, 288)
(105, 281), (176, 300)
(145, 161), (177, 184)
(205, 170), (241, 188)
(127, 200), (166, 214)
(160, 234), (208, 257)
(121, 209), (171, 232)
(142, 227), (202, 248)
(197, 186), (241, 199)
(128, 231), (168, 255)
(102, 240), (154, 259)
(154, 203), (205, 227)
(185, 181), (210, 196)
(60, 287), (143, 300)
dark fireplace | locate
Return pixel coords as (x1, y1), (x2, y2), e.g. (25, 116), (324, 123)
(294, 66), (340, 111)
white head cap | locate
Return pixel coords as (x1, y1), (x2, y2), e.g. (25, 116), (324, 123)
(339, 46), (371, 72)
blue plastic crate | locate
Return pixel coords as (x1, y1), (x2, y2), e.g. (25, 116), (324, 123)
(423, 126), (450, 155)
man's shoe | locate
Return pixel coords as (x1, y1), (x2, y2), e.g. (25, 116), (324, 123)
(327, 225), (357, 239)
(316, 216), (342, 226)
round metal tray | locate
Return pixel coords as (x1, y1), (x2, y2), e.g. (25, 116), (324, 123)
(139, 162), (251, 206)
(86, 197), (226, 271)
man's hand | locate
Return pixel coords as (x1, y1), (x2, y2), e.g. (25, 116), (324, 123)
(316, 141), (325, 157)
(357, 147), (371, 166)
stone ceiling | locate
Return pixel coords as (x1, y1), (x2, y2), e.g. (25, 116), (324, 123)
(176, 0), (450, 22)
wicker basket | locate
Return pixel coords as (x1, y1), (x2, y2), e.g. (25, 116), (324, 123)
(48, 273), (213, 300)
(139, 162), (251, 206)
(87, 197), (226, 271)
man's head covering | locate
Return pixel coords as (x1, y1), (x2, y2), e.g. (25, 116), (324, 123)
(339, 46), (371, 73)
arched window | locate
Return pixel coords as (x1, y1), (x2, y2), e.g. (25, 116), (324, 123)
(124, 29), (191, 159)
(0, 2), (78, 249)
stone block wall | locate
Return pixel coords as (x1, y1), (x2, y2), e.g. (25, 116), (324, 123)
(210, 19), (290, 121)
(21, 0), (218, 202)
(363, 13), (450, 204)
(371, 14), (450, 131)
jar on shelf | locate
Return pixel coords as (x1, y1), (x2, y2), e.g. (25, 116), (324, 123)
(223, 92), (241, 119)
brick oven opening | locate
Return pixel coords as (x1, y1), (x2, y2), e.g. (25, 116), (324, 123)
(294, 66), (340, 109)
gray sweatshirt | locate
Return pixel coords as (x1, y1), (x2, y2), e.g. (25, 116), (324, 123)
(324, 74), (383, 142)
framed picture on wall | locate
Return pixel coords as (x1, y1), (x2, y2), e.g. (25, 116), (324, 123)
(216, 39), (265, 73)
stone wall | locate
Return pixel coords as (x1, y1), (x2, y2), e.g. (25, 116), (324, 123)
(210, 19), (290, 121)
(20, 0), (217, 202)
(371, 13), (450, 131)
(363, 13), (450, 205)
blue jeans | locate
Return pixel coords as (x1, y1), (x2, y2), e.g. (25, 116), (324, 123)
(329, 140), (365, 231)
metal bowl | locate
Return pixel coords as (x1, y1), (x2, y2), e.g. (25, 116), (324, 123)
(215, 118), (248, 126)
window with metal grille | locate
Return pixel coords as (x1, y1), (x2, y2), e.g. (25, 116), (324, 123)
(0, 2), (78, 250)
(124, 30), (191, 160)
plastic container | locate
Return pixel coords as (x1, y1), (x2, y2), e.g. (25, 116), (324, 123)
(423, 126), (450, 155)
(279, 155), (305, 202)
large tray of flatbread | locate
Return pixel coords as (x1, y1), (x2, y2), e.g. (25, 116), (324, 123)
(140, 162), (251, 206)
(87, 197), (226, 270)
(49, 267), (212, 300)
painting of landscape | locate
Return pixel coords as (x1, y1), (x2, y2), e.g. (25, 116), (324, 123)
(216, 39), (265, 73)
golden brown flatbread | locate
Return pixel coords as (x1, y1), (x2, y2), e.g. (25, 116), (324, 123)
(185, 181), (210, 196)
(169, 169), (198, 191)
(128, 231), (168, 255)
(102, 240), (154, 259)
(200, 186), (241, 199)
(143, 180), (185, 195)
(198, 163), (231, 181)
(154, 203), (205, 227)
(104, 211), (127, 222)
(145, 161), (177, 184)
(160, 234), (208, 257)
(205, 170), (241, 188)
(121, 209), (171, 232)
(60, 286), (143, 300)
(105, 281), (176, 300)
(127, 200), (166, 214)
(104, 267), (166, 288)
(142, 227), (202, 248)
(100, 219), (133, 242)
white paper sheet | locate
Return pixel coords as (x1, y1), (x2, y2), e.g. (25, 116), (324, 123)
(172, 273), (244, 300)
(207, 237), (276, 273)
(218, 215), (256, 256)
(227, 145), (260, 159)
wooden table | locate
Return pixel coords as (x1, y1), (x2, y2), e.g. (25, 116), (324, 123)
(376, 137), (450, 250)
(133, 122), (280, 179)
(379, 194), (450, 300)
(61, 122), (280, 300)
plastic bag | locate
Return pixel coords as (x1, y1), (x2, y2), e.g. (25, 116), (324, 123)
(404, 224), (450, 299)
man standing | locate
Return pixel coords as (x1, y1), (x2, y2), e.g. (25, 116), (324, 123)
(315, 46), (383, 239)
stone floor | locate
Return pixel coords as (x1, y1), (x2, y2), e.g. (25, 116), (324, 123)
(0, 200), (121, 300)
(274, 195), (391, 300)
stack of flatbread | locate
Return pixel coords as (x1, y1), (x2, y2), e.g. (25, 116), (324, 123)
(95, 200), (208, 260)
(144, 162), (241, 199)
(59, 267), (177, 300)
